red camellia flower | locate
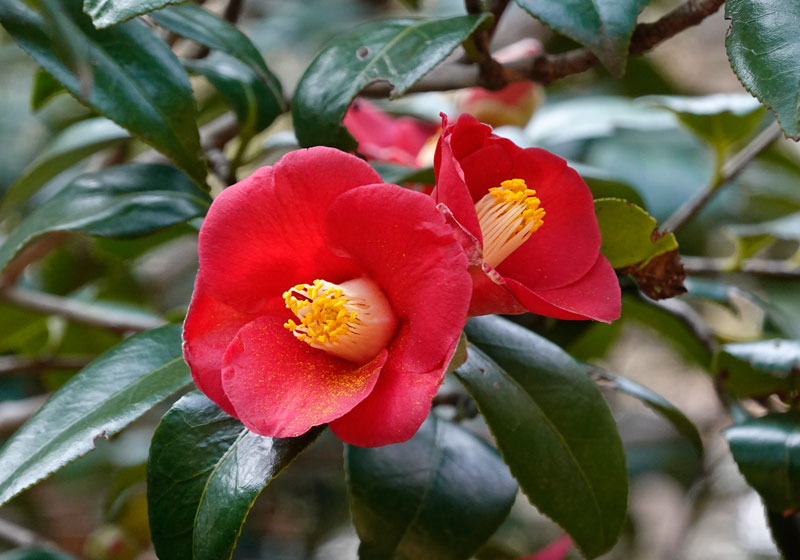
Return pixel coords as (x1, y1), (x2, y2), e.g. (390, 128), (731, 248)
(343, 99), (439, 167)
(434, 113), (621, 321)
(183, 147), (471, 447)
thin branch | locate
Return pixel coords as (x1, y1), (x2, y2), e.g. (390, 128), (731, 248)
(366, 0), (725, 95)
(0, 394), (48, 435)
(661, 122), (783, 233)
(224, 0), (245, 23)
(1, 286), (166, 333)
(464, 0), (506, 89)
(0, 355), (94, 378)
(682, 255), (800, 278)
(0, 517), (57, 549)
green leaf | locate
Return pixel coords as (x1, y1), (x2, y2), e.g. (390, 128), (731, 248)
(0, 551), (75, 560)
(184, 52), (280, 136)
(515, 0), (652, 76)
(595, 198), (677, 269)
(346, 414), (517, 560)
(725, 0), (800, 139)
(1, 118), (130, 217)
(714, 339), (800, 398)
(0, 163), (210, 275)
(0, 324), (190, 507)
(594, 368), (703, 457)
(457, 316), (627, 559)
(147, 392), (322, 560)
(292, 15), (490, 150)
(30, 67), (65, 110)
(571, 163), (646, 208)
(84, 0), (188, 29)
(0, 0), (207, 185)
(642, 94), (766, 152)
(726, 412), (800, 511)
(767, 510), (800, 559)
(150, 3), (284, 112)
(370, 162), (435, 186)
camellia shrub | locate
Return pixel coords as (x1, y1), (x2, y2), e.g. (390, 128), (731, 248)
(0, 0), (799, 559)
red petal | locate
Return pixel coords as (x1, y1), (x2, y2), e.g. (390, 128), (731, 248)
(329, 333), (452, 447)
(498, 148), (601, 291)
(506, 254), (621, 322)
(516, 535), (573, 560)
(182, 274), (260, 416)
(325, 183), (471, 374)
(221, 315), (386, 438)
(433, 133), (483, 240)
(199, 148), (377, 313)
(458, 142), (515, 202)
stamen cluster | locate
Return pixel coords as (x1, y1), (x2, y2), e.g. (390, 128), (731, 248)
(283, 279), (360, 345)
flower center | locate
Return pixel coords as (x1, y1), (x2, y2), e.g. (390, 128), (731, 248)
(474, 178), (545, 268)
(283, 277), (398, 363)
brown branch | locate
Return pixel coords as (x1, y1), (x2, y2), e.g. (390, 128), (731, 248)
(0, 355), (94, 378)
(0, 286), (166, 333)
(0, 394), (48, 435)
(366, 0), (726, 95)
(464, 0), (506, 89)
(224, 0), (245, 23)
(682, 256), (800, 278)
(0, 517), (58, 549)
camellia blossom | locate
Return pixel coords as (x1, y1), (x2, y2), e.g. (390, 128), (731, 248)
(343, 99), (439, 167)
(183, 147), (471, 447)
(434, 113), (621, 321)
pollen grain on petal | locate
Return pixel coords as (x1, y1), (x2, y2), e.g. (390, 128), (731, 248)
(283, 277), (398, 363)
(475, 177), (545, 268)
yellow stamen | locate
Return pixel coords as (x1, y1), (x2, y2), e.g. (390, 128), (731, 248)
(474, 178), (545, 268)
(283, 277), (398, 363)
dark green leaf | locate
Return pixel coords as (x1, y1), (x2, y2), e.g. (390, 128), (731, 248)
(572, 163), (646, 207)
(184, 51), (280, 136)
(370, 162), (435, 186)
(0, 551), (75, 560)
(148, 392), (322, 560)
(457, 316), (627, 559)
(150, 3), (284, 112)
(726, 412), (800, 511)
(0, 324), (190, 507)
(643, 94), (766, 152)
(767, 509), (800, 559)
(714, 339), (800, 398)
(595, 198), (677, 269)
(725, 0), (800, 139)
(515, 0), (652, 76)
(1, 118), (130, 217)
(0, 163), (210, 275)
(0, 0), (207, 184)
(346, 414), (517, 560)
(30, 67), (65, 110)
(292, 15), (490, 150)
(594, 368), (703, 457)
(84, 0), (188, 28)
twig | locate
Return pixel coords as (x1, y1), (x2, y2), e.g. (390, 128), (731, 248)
(365, 0), (725, 95)
(0, 355), (94, 377)
(224, 0), (245, 23)
(0, 394), (48, 435)
(682, 255), (800, 278)
(464, 0), (506, 89)
(1, 286), (166, 333)
(0, 517), (58, 549)
(661, 122), (783, 233)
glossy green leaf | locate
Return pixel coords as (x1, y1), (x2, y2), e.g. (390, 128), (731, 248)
(594, 368), (703, 457)
(571, 163), (646, 208)
(184, 52), (280, 136)
(370, 162), (435, 186)
(0, 324), (190, 507)
(515, 0), (652, 76)
(30, 67), (65, 110)
(292, 15), (490, 150)
(0, 163), (210, 275)
(1, 118), (130, 217)
(643, 94), (766, 152)
(150, 3), (284, 112)
(0, 0), (207, 185)
(725, 0), (800, 139)
(457, 315), (627, 559)
(595, 198), (677, 269)
(84, 0), (188, 28)
(148, 392), (322, 560)
(346, 414), (517, 560)
(726, 412), (800, 511)
(714, 339), (800, 398)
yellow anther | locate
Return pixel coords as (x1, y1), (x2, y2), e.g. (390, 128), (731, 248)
(474, 177), (545, 268)
(282, 277), (399, 363)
